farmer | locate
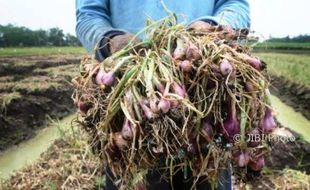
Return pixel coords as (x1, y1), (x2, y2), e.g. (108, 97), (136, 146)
(76, 0), (250, 189)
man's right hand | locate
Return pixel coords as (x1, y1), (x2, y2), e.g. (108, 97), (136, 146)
(109, 33), (141, 54)
(188, 21), (215, 32)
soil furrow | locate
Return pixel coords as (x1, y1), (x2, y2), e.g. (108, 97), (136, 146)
(270, 75), (310, 120)
(0, 55), (81, 151)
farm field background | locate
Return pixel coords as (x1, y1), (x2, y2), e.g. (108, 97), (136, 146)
(0, 47), (85, 57)
(255, 52), (310, 86)
(1, 46), (309, 86)
(255, 42), (310, 51)
(1, 0), (309, 188)
(0, 43), (310, 189)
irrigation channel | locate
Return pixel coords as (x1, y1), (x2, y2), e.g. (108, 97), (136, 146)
(0, 114), (76, 180)
(0, 96), (309, 180)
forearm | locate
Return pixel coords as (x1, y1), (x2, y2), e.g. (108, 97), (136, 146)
(193, 0), (250, 29)
(214, 0), (250, 28)
(76, 19), (110, 53)
(75, 0), (126, 54)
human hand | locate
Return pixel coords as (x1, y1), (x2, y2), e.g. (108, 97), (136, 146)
(218, 25), (236, 39)
(188, 21), (215, 32)
(109, 33), (141, 54)
(188, 21), (235, 40)
(189, 21), (249, 40)
(218, 25), (249, 40)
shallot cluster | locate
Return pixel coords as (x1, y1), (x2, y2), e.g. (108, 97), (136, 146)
(72, 16), (276, 189)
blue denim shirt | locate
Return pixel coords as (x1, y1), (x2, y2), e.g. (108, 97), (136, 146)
(76, 0), (250, 55)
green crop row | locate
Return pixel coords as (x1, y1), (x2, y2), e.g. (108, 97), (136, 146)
(255, 53), (310, 86)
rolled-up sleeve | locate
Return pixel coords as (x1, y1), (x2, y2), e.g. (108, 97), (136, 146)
(76, 0), (126, 55)
(195, 0), (251, 29)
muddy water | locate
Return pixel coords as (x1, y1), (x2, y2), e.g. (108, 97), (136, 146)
(0, 114), (76, 180)
(271, 96), (310, 142)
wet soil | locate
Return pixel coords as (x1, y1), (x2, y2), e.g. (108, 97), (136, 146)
(0, 55), (81, 151)
(267, 132), (310, 173)
(246, 127), (310, 189)
(236, 129), (310, 189)
(1, 136), (103, 190)
(270, 75), (310, 120)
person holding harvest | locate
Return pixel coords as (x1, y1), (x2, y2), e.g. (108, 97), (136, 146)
(76, 0), (250, 189)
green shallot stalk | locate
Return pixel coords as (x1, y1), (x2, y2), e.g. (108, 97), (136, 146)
(239, 99), (248, 145)
(173, 38), (186, 60)
(96, 56), (134, 87)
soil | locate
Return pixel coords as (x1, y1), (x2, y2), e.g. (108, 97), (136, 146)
(0, 55), (81, 151)
(270, 75), (310, 120)
(1, 133), (103, 190)
(236, 129), (310, 189)
(267, 132), (310, 174)
(2, 127), (309, 190)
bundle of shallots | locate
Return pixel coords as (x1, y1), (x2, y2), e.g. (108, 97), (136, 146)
(72, 16), (276, 189)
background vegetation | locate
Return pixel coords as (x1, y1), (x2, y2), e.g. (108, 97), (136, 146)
(0, 47), (85, 57)
(255, 53), (310, 86)
(0, 24), (81, 47)
(255, 35), (310, 50)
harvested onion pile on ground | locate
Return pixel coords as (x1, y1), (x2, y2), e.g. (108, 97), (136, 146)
(72, 16), (277, 189)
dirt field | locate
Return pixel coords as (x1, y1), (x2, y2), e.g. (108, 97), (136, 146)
(0, 55), (80, 151)
(1, 54), (310, 189)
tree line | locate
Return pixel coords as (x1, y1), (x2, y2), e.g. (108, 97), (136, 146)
(267, 34), (310, 43)
(1, 24), (308, 47)
(0, 24), (81, 47)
